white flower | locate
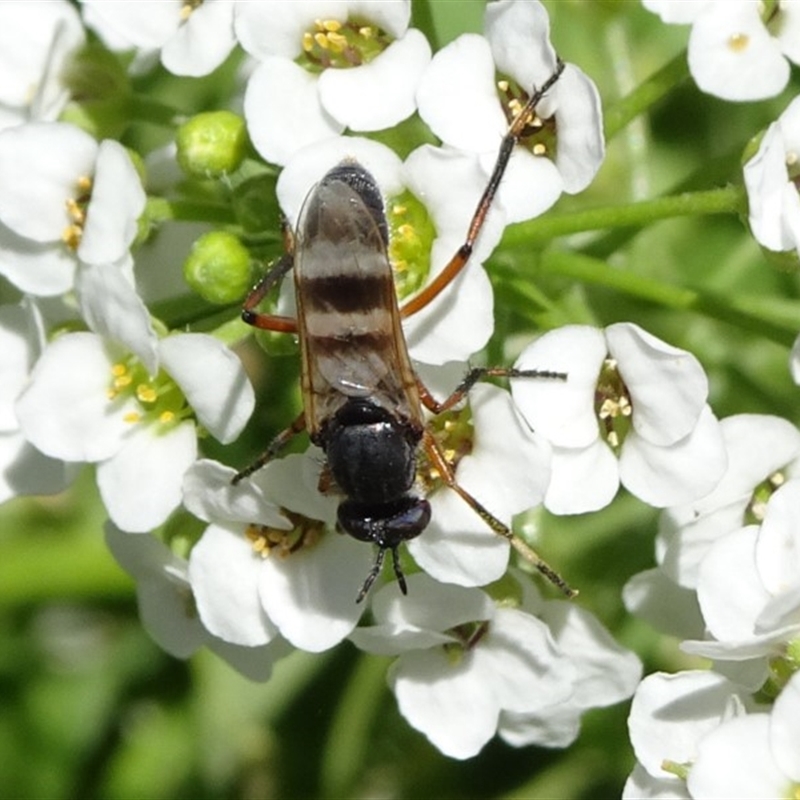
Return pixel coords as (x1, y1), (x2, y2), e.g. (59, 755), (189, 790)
(350, 572), (576, 759)
(80, 0), (237, 77)
(623, 670), (754, 799)
(680, 480), (800, 676)
(105, 523), (286, 681)
(645, 0), (800, 101)
(510, 323), (727, 514)
(743, 95), (800, 255)
(237, 0), (430, 165)
(15, 330), (254, 532)
(0, 301), (70, 502)
(416, 0), (604, 223)
(687, 671), (800, 798)
(658, 414), (800, 589)
(276, 136), (503, 365)
(407, 382), (552, 588)
(0, 122), (146, 297)
(0, 0), (85, 130)
(184, 456), (374, 653)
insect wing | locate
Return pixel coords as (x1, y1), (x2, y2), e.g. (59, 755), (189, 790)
(294, 168), (423, 438)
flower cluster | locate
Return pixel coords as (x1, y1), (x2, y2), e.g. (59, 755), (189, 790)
(4, 0), (800, 786)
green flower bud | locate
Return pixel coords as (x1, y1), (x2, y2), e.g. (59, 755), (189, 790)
(176, 111), (247, 179)
(184, 231), (252, 304)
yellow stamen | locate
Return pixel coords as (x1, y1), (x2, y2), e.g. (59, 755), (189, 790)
(136, 385), (157, 403)
(728, 32), (749, 51)
(123, 411), (141, 424)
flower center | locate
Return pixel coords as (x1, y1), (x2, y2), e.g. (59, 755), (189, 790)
(443, 620), (489, 664)
(497, 75), (557, 159)
(419, 406), (474, 492)
(62, 175), (93, 251)
(298, 17), (392, 72)
(727, 32), (749, 52)
(246, 511), (324, 558)
(594, 358), (633, 450)
(106, 356), (191, 430)
(745, 470), (786, 524)
(387, 190), (435, 301)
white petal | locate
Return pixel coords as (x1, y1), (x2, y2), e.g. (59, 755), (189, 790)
(318, 29), (430, 131)
(619, 405), (727, 507)
(207, 637), (290, 683)
(160, 0), (236, 77)
(259, 533), (372, 651)
(512, 325), (606, 448)
(481, 146), (563, 224)
(550, 64), (605, 194)
(416, 34), (506, 153)
(628, 670), (748, 779)
(544, 440), (619, 515)
(75, 261), (159, 375)
(408, 484), (510, 587)
(642, 0), (711, 24)
(688, 2), (789, 101)
(78, 140), (145, 266)
(159, 333), (255, 443)
(97, 420), (197, 532)
(0, 225), (76, 295)
(15, 332), (135, 462)
(188, 522), (277, 646)
(389, 647), (499, 759)
(244, 57), (343, 166)
(697, 525), (768, 642)
(622, 568), (706, 640)
(350, 0), (411, 38)
(499, 706), (581, 749)
(235, 1), (350, 60)
(539, 600), (642, 709)
(484, 0), (558, 90)
(607, 322), (708, 445)
(457, 384), (551, 515)
(771, 672), (800, 781)
(776, 2), (800, 65)
(688, 715), (785, 799)
(0, 304), (36, 430)
(80, 0), (179, 49)
(756, 480), (800, 596)
(0, 121), (97, 241)
(182, 459), (290, 528)
(0, 431), (71, 502)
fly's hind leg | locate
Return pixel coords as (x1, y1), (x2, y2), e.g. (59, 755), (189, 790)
(422, 429), (576, 598)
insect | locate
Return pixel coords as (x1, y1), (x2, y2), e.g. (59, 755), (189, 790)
(234, 58), (574, 603)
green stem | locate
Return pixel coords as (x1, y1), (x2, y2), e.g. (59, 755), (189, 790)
(145, 196), (236, 225)
(500, 185), (746, 249)
(319, 653), (392, 800)
(604, 50), (690, 139)
(536, 249), (798, 346)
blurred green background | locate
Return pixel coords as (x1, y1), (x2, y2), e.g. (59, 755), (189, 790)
(3, 1), (800, 798)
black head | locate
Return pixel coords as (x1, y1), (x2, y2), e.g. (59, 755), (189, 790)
(337, 495), (431, 602)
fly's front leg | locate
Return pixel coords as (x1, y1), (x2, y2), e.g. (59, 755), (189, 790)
(241, 250), (298, 333)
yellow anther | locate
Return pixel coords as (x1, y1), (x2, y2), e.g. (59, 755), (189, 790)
(314, 31), (330, 49)
(61, 225), (82, 250)
(159, 410), (175, 424)
(113, 374), (132, 389)
(532, 143), (547, 156)
(788, 152), (798, 167)
(358, 26), (374, 39)
(321, 18), (342, 32)
(302, 31), (314, 52)
(111, 363), (127, 377)
(76, 175), (93, 193)
(136, 384), (157, 403)
(65, 197), (85, 224)
(392, 204), (407, 216)
(123, 411), (141, 424)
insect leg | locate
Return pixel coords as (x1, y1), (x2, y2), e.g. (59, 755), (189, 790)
(240, 250), (298, 333)
(422, 429), (576, 598)
(418, 366), (566, 415)
(400, 58), (566, 320)
(231, 410), (307, 485)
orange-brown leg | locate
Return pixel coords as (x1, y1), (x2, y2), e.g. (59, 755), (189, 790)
(422, 428), (576, 598)
(232, 410), (307, 484)
(400, 58), (565, 320)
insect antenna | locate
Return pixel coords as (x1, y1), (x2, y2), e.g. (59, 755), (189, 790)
(357, 546), (387, 604)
